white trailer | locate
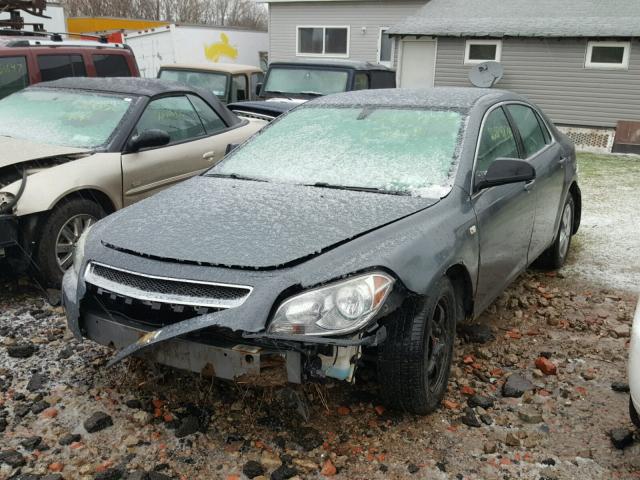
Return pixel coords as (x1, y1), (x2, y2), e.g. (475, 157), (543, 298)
(0, 1), (66, 32)
(124, 24), (268, 78)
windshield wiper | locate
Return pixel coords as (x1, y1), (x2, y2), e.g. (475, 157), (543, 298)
(300, 91), (323, 97)
(307, 182), (409, 196)
(208, 173), (267, 182)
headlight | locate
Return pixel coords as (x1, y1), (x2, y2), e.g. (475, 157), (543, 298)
(0, 191), (15, 212)
(268, 272), (394, 336)
(72, 226), (92, 275)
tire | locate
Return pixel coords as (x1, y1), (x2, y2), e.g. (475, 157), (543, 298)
(377, 277), (459, 415)
(32, 198), (104, 288)
(535, 194), (575, 270)
(630, 398), (640, 429)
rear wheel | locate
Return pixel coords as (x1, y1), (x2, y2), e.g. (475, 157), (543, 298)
(536, 195), (574, 270)
(377, 277), (459, 414)
(33, 198), (104, 288)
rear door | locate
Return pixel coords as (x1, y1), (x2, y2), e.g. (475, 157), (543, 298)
(472, 106), (536, 312)
(505, 104), (564, 260)
(121, 94), (237, 206)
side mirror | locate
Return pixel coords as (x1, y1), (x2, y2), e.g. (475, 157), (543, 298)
(127, 129), (170, 153)
(225, 143), (239, 155)
(475, 158), (536, 191)
(255, 82), (263, 97)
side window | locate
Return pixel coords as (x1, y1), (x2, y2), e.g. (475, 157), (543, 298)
(476, 108), (519, 173)
(93, 54), (131, 77)
(536, 112), (552, 144)
(134, 96), (206, 145)
(0, 56), (29, 99)
(506, 104), (548, 157)
(353, 72), (369, 90)
(38, 54), (86, 82)
(231, 74), (248, 102)
(250, 72), (264, 98)
(188, 94), (227, 135)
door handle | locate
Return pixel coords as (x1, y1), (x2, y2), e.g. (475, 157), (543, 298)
(524, 179), (536, 191)
(203, 151), (216, 162)
(558, 156), (568, 165)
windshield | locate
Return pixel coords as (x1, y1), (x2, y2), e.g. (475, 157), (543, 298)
(0, 88), (134, 149)
(212, 106), (465, 197)
(264, 67), (349, 96)
(160, 69), (228, 100)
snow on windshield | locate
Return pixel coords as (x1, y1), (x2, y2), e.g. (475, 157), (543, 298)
(264, 68), (349, 96)
(0, 89), (133, 149)
(215, 106), (465, 197)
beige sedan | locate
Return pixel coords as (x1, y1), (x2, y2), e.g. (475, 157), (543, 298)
(0, 77), (266, 286)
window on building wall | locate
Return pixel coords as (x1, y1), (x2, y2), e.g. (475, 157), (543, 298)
(378, 28), (393, 67)
(585, 41), (630, 69)
(464, 39), (502, 64)
(297, 26), (349, 56)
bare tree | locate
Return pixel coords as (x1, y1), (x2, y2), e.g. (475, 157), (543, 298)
(60, 0), (267, 30)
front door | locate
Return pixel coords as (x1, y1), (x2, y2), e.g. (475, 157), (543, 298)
(472, 106), (536, 312)
(399, 40), (436, 87)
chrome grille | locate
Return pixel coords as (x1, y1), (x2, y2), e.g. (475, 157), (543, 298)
(84, 262), (252, 309)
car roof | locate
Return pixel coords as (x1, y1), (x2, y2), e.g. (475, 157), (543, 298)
(270, 58), (394, 71)
(308, 87), (523, 109)
(28, 77), (242, 126)
(0, 35), (126, 50)
(160, 63), (263, 74)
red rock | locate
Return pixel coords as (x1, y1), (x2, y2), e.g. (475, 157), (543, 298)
(374, 405), (385, 416)
(337, 406), (350, 416)
(506, 330), (522, 339)
(463, 355), (475, 364)
(461, 385), (476, 396)
(70, 442), (83, 449)
(163, 413), (173, 423)
(42, 408), (58, 418)
(443, 399), (459, 410)
(48, 462), (64, 472)
(535, 356), (557, 375)
(321, 459), (337, 476)
(226, 475), (240, 480)
(95, 460), (113, 472)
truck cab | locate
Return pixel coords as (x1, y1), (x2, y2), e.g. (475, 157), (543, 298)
(158, 63), (264, 104)
(227, 59), (395, 120)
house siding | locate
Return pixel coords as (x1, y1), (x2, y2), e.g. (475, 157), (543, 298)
(434, 37), (640, 128)
(268, 1), (424, 63)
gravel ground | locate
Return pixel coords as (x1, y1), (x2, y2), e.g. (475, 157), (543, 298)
(0, 153), (639, 480)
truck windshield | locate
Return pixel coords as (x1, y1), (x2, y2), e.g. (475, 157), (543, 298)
(159, 69), (228, 100)
(0, 88), (134, 149)
(264, 67), (349, 96)
(212, 106), (465, 197)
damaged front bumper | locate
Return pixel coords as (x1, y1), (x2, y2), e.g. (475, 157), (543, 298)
(62, 267), (379, 384)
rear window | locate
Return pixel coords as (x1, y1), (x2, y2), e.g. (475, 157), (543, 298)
(0, 56), (29, 99)
(38, 54), (86, 82)
(93, 54), (131, 77)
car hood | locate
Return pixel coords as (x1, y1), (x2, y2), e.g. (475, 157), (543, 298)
(97, 176), (438, 269)
(0, 136), (90, 169)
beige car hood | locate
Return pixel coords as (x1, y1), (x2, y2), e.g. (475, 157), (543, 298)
(0, 136), (91, 169)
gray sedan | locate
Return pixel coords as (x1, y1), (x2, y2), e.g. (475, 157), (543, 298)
(63, 87), (581, 414)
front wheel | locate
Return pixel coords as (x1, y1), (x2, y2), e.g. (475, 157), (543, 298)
(535, 195), (575, 270)
(33, 198), (104, 288)
(377, 277), (459, 415)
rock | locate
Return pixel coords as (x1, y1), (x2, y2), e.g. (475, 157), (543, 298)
(59, 433), (81, 446)
(518, 408), (543, 424)
(58, 346), (74, 360)
(7, 343), (36, 358)
(484, 442), (497, 454)
(243, 460), (265, 479)
(407, 463), (420, 474)
(126, 472), (149, 480)
(320, 459), (337, 476)
(126, 399), (142, 409)
(581, 369), (597, 381)
(26, 373), (47, 391)
(270, 465), (297, 480)
(14, 403), (31, 417)
(610, 428), (634, 449)
(468, 395), (495, 409)
(502, 374), (534, 398)
(124, 435), (140, 447)
(293, 427), (323, 451)
(132, 410), (153, 425)
(612, 382), (630, 393)
(95, 468), (125, 480)
(148, 473), (172, 480)
(0, 449), (26, 467)
(461, 409), (481, 428)
(175, 415), (200, 438)
(534, 357), (557, 375)
(43, 475), (64, 480)
(84, 411), (113, 433)
(31, 400), (50, 414)
(20, 436), (43, 450)
(480, 414), (493, 425)
(505, 432), (521, 447)
(261, 450), (282, 470)
(458, 324), (495, 344)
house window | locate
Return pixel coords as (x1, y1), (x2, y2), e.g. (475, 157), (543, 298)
(378, 28), (394, 67)
(585, 41), (630, 69)
(297, 26), (349, 57)
(464, 39), (502, 64)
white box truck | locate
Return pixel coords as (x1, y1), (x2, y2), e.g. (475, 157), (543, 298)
(124, 24), (268, 78)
